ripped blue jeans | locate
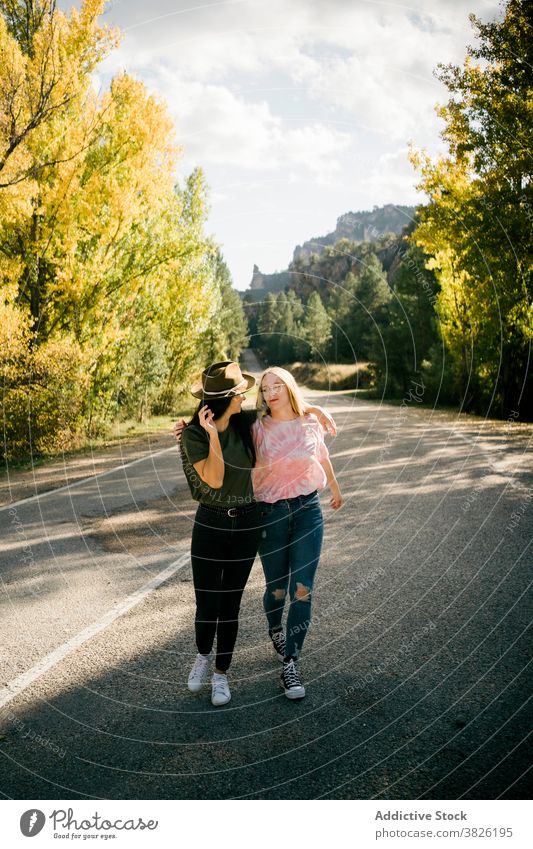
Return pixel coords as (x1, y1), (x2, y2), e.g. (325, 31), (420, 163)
(258, 491), (324, 658)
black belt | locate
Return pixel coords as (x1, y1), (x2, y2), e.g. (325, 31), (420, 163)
(199, 502), (257, 518)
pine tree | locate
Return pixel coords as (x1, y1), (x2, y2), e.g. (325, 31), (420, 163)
(344, 253), (391, 358)
(301, 292), (332, 360)
(256, 292), (278, 363)
(371, 246), (441, 396)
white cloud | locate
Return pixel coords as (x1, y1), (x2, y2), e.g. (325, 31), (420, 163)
(110, 62), (352, 175)
(360, 147), (426, 206)
(90, 0), (503, 282)
(99, 0), (500, 163)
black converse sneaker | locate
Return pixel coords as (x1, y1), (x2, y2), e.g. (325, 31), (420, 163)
(269, 628), (286, 662)
(280, 658), (305, 699)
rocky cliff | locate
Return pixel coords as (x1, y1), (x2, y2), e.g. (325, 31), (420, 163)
(247, 204), (416, 293)
(292, 204), (416, 263)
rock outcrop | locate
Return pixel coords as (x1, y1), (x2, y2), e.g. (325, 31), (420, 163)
(293, 204), (416, 263)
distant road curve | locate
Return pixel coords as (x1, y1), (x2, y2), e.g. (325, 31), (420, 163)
(240, 348), (264, 376)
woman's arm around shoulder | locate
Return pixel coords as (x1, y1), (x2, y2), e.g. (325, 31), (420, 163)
(302, 403), (337, 436)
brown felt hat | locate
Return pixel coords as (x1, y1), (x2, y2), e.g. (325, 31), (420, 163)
(190, 361), (256, 399)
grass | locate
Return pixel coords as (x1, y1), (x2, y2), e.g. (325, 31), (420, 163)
(284, 361), (372, 391)
(101, 412), (192, 442)
(2, 409), (196, 475)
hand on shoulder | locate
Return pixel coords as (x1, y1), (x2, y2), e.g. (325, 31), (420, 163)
(309, 405), (337, 436)
(173, 419), (187, 442)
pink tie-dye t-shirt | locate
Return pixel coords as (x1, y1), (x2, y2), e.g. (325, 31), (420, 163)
(252, 414), (329, 503)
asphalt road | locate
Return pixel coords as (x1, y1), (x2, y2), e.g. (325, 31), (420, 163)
(0, 386), (531, 800)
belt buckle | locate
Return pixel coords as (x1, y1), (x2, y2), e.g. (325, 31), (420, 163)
(227, 507), (238, 517)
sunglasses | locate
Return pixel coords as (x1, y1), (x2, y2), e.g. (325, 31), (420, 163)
(261, 383), (286, 396)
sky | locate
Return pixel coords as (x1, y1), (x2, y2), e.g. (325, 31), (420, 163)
(81, 0), (501, 289)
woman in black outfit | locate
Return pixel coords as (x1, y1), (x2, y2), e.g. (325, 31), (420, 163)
(180, 361), (259, 706)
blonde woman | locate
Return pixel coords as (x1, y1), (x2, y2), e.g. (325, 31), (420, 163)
(253, 368), (342, 700)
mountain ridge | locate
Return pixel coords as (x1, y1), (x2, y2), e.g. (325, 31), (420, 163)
(248, 203), (416, 294)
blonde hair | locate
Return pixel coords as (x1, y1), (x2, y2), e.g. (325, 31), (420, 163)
(256, 367), (306, 417)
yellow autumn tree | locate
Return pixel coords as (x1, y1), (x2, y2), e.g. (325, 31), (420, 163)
(1, 0), (241, 456)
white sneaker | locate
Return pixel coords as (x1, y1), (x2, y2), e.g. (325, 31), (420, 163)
(187, 653), (212, 692)
(211, 673), (231, 706)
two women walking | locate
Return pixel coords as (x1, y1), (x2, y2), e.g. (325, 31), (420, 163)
(178, 360), (342, 706)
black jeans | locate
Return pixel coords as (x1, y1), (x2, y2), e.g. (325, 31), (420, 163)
(191, 503), (261, 672)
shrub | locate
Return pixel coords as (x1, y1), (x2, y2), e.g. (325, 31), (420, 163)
(1, 311), (89, 461)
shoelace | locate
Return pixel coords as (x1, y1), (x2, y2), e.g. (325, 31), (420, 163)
(191, 656), (208, 677)
(272, 631), (285, 650)
(212, 678), (228, 696)
(283, 661), (301, 688)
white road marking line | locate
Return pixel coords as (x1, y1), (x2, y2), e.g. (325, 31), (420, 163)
(0, 445), (178, 513)
(0, 549), (190, 710)
(1, 526), (86, 552)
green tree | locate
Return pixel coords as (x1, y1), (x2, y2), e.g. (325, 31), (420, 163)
(0, 301), (88, 458)
(300, 292), (332, 360)
(327, 271), (359, 360)
(256, 292), (278, 363)
(411, 0), (532, 417)
(118, 321), (169, 423)
(203, 247), (248, 362)
(283, 289), (305, 361)
(273, 291), (305, 363)
(255, 290), (305, 363)
(371, 245), (441, 397)
(344, 253), (391, 358)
